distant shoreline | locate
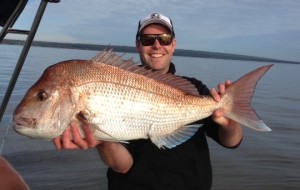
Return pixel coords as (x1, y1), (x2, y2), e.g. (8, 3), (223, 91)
(2, 39), (299, 64)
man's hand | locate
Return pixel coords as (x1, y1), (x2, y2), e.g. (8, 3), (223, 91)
(52, 121), (133, 173)
(52, 121), (101, 150)
(210, 80), (243, 148)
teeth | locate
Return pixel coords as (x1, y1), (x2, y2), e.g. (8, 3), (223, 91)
(151, 54), (163, 58)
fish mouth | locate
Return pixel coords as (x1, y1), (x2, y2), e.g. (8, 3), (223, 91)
(13, 116), (37, 128)
(13, 125), (27, 134)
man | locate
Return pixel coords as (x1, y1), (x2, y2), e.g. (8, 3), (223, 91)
(53, 12), (243, 190)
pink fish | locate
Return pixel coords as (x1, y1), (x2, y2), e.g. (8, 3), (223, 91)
(13, 50), (272, 149)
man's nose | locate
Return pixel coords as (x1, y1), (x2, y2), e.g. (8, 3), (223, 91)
(152, 39), (161, 48)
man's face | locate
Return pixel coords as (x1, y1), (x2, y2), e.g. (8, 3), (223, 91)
(136, 24), (176, 74)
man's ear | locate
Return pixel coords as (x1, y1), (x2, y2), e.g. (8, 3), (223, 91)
(172, 38), (176, 52)
(136, 40), (140, 50)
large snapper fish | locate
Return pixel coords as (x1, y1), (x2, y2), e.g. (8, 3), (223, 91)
(13, 50), (272, 149)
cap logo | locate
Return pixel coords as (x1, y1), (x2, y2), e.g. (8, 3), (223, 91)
(150, 13), (160, 19)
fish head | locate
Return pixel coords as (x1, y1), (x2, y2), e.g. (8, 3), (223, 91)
(13, 63), (76, 139)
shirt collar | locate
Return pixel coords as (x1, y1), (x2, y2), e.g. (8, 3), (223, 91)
(167, 62), (176, 74)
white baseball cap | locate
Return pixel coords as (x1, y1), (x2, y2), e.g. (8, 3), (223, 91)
(136, 12), (175, 39)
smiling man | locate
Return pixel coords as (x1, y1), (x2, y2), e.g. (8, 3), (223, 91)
(135, 13), (176, 74)
(53, 12), (242, 190)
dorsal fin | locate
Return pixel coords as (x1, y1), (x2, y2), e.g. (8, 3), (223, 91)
(91, 49), (200, 96)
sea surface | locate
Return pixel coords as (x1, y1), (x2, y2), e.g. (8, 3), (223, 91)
(0, 45), (299, 190)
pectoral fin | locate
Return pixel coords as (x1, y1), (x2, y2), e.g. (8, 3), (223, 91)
(76, 110), (128, 144)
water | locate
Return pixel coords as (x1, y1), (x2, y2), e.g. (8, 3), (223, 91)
(0, 45), (300, 189)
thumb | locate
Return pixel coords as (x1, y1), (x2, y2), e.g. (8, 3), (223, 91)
(212, 108), (229, 127)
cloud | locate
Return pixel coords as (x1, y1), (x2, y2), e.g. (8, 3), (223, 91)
(7, 0), (300, 61)
(173, 1), (300, 38)
(21, 0), (300, 40)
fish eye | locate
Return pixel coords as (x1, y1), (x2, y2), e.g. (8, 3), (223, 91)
(37, 90), (48, 101)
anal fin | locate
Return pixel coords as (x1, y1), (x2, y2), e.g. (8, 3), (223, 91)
(150, 125), (202, 149)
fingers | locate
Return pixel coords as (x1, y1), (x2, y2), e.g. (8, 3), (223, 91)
(61, 126), (82, 150)
(52, 127), (74, 150)
(211, 80), (241, 129)
(52, 137), (62, 150)
(210, 83), (224, 102)
(210, 88), (220, 102)
(218, 80), (231, 94)
(52, 121), (101, 150)
(212, 108), (225, 118)
(225, 80), (232, 87)
(212, 108), (240, 129)
(211, 80), (231, 126)
(51, 122), (84, 150)
(212, 108), (229, 127)
(218, 83), (225, 94)
(70, 123), (89, 149)
(211, 80), (232, 102)
(82, 125), (101, 147)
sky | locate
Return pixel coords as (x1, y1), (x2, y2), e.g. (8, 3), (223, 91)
(6, 0), (300, 62)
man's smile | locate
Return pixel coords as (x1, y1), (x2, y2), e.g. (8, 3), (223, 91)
(150, 53), (164, 58)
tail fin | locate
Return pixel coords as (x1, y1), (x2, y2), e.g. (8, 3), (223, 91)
(224, 64), (273, 131)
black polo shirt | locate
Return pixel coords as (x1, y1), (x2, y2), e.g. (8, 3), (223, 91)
(107, 63), (220, 190)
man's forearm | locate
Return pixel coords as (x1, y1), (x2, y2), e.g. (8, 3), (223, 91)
(96, 142), (133, 173)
